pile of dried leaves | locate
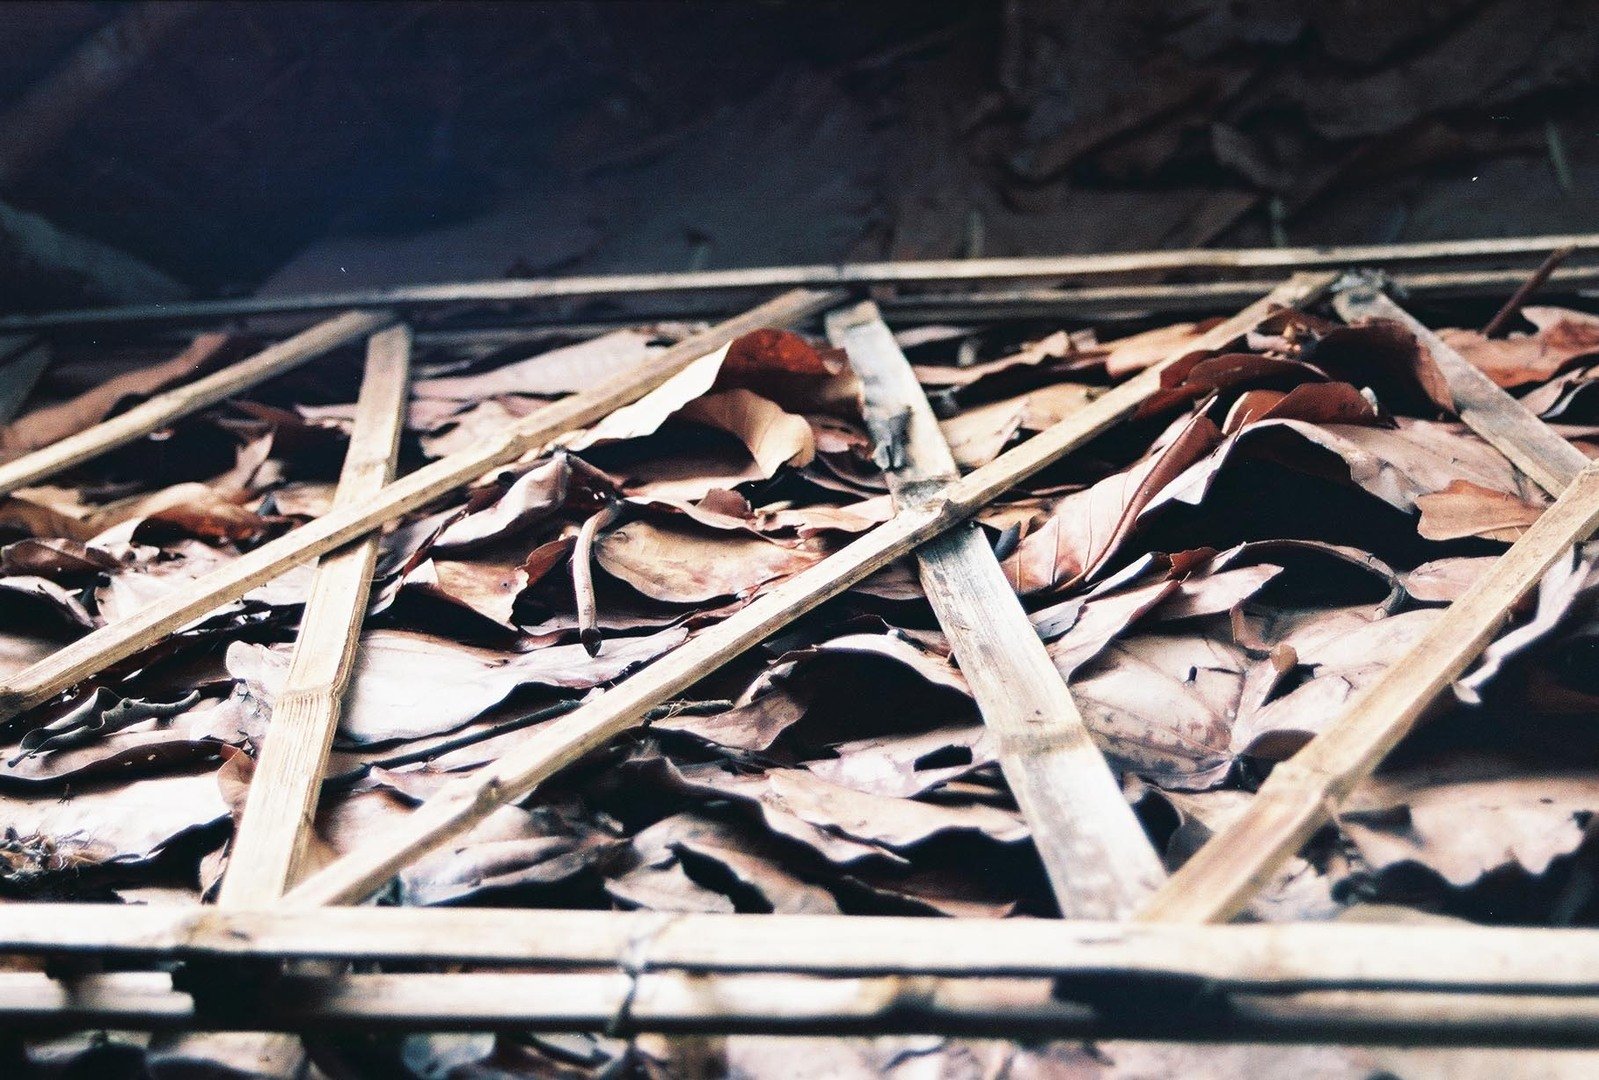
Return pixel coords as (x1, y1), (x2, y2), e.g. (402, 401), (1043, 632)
(10, 296), (1599, 1077)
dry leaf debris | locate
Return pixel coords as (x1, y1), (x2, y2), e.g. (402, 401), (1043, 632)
(10, 296), (1599, 1074)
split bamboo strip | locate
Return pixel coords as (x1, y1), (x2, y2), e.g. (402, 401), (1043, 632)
(1135, 284), (1598, 925)
(891, 263), (1599, 319)
(13, 905), (1599, 992)
(6, 971), (1599, 1044)
(217, 326), (412, 906)
(1334, 284), (1589, 495)
(1140, 459), (1599, 924)
(0, 309), (388, 498)
(0, 233), (1586, 330)
(0, 288), (839, 723)
(827, 299), (1163, 918)
(281, 273), (1336, 909)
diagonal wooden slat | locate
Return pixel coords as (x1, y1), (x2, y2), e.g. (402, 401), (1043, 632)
(1334, 283), (1588, 496)
(1138, 286), (1598, 925)
(0, 288), (839, 725)
(217, 325), (412, 906)
(827, 299), (1164, 918)
(279, 273), (1337, 909)
(0, 309), (389, 498)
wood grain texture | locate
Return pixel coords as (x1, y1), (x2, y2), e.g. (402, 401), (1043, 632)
(827, 299), (1164, 918)
(218, 325), (411, 906)
(1334, 284), (1588, 495)
(280, 274), (1336, 909)
(0, 289), (839, 725)
(1140, 458), (1599, 924)
(0, 233), (1584, 329)
(4, 970), (1599, 1044)
(0, 308), (389, 498)
(12, 904), (1599, 991)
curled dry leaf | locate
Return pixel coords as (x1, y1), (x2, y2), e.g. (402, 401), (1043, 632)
(595, 519), (822, 604)
(1003, 413), (1223, 593)
(1438, 306), (1599, 389)
(1340, 754), (1599, 889)
(1415, 479), (1545, 542)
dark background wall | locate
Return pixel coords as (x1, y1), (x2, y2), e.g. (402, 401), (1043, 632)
(3, 0), (1597, 310)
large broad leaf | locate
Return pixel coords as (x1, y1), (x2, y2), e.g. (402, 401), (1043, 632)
(595, 519), (822, 604)
(227, 626), (688, 743)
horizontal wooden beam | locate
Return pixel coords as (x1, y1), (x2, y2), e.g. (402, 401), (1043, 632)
(7, 905), (1599, 993)
(279, 274), (1336, 909)
(0, 233), (1589, 331)
(5, 971), (1599, 1045)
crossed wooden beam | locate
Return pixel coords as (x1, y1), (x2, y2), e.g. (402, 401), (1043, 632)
(2, 238), (1597, 1042)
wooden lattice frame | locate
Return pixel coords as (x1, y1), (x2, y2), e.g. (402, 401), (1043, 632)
(3, 236), (1599, 1047)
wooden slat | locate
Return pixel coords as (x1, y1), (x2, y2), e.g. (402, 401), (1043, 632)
(0, 288), (839, 725)
(6, 970), (1599, 1044)
(217, 326), (411, 906)
(280, 273), (1336, 909)
(1134, 284), (1599, 925)
(1139, 456), (1599, 924)
(12, 905), (1599, 992)
(0, 233), (1585, 330)
(826, 300), (1163, 918)
(0, 309), (389, 498)
(1334, 284), (1589, 495)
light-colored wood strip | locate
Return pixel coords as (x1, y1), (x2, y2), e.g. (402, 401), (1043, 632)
(1139, 457), (1599, 924)
(217, 326), (412, 906)
(0, 232), (1585, 330)
(826, 299), (1164, 918)
(894, 263), (1599, 324)
(0, 309), (389, 498)
(280, 273), (1336, 909)
(1334, 284), (1588, 495)
(0, 288), (839, 724)
(15, 905), (1599, 992)
(5, 970), (1599, 1044)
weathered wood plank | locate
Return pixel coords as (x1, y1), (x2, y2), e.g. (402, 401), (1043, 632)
(827, 299), (1163, 918)
(5, 970), (1599, 1044)
(0, 289), (839, 725)
(0, 233), (1584, 330)
(1139, 457), (1599, 924)
(217, 325), (411, 906)
(280, 273), (1336, 909)
(10, 905), (1599, 992)
(0, 309), (389, 498)
(1334, 283), (1588, 495)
